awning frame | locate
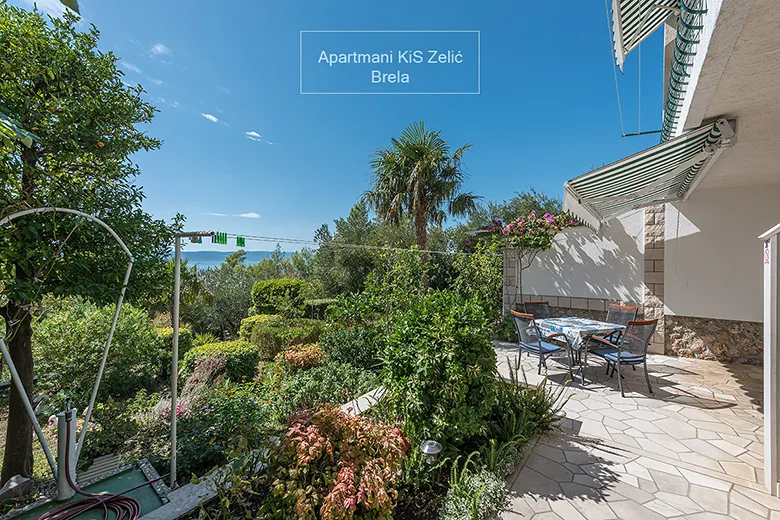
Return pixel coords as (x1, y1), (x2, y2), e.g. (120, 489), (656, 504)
(564, 118), (735, 230)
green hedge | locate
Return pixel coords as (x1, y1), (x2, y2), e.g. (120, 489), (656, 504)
(238, 314), (324, 360)
(238, 314), (275, 341)
(303, 298), (338, 320)
(181, 340), (260, 381)
(250, 278), (309, 315)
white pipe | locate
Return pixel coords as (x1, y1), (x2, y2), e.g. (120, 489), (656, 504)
(0, 207), (133, 261)
(170, 237), (181, 487)
(56, 408), (77, 500)
(0, 338), (57, 476)
(75, 260), (134, 462)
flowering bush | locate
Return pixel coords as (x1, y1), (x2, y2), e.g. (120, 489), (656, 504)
(262, 404), (407, 519)
(490, 211), (578, 303)
(276, 343), (326, 372)
(492, 210), (576, 249)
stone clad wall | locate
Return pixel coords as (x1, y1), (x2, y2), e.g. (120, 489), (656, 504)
(665, 315), (763, 365)
(643, 205), (665, 352)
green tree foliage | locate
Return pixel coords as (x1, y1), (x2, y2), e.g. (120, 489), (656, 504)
(182, 263), (256, 339)
(224, 249), (247, 268)
(33, 297), (161, 404)
(364, 121), (479, 255)
(452, 241), (503, 324)
(0, 4), (180, 482)
(312, 201), (451, 296)
(451, 188), (562, 251)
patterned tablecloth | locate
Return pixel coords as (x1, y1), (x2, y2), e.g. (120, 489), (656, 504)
(536, 316), (624, 347)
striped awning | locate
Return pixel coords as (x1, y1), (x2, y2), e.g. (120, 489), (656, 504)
(613, 0), (679, 70)
(563, 119), (735, 230)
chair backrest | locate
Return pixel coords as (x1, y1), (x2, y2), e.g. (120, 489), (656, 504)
(621, 319), (657, 357)
(606, 304), (638, 327)
(510, 310), (541, 347)
(523, 301), (551, 319)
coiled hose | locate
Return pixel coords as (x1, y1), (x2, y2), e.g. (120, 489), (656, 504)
(36, 410), (169, 520)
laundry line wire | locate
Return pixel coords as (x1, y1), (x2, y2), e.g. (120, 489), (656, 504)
(200, 232), (499, 257)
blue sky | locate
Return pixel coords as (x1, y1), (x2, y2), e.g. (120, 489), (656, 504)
(13, 0), (665, 251)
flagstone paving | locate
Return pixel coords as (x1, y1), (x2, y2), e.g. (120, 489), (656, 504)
(494, 342), (776, 519)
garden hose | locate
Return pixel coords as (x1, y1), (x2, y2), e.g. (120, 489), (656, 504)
(35, 409), (169, 520)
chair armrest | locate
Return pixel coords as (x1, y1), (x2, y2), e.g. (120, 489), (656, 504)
(589, 335), (615, 347)
(542, 332), (570, 345)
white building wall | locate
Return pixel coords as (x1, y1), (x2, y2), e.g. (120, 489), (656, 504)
(520, 210), (645, 303)
(665, 183), (780, 322)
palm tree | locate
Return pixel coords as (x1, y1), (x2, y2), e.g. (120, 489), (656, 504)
(364, 121), (479, 255)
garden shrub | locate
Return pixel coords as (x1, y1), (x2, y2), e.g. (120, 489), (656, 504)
(155, 326), (194, 379)
(275, 362), (379, 419)
(275, 343), (325, 373)
(250, 278), (309, 316)
(303, 298), (338, 319)
(182, 355), (228, 396)
(381, 291), (498, 447)
(128, 383), (270, 479)
(239, 314), (324, 360)
(33, 297), (160, 403)
(260, 404), (408, 519)
(439, 462), (506, 520)
(181, 340), (260, 381)
(319, 323), (385, 372)
(319, 291), (387, 372)
(237, 314), (275, 341)
(452, 241), (503, 325)
(194, 331), (218, 346)
(487, 357), (568, 446)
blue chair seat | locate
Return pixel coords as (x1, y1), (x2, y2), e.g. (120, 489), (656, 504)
(519, 341), (563, 355)
(590, 347), (645, 364)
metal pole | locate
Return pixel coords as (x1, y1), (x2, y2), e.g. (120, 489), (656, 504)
(0, 338), (57, 477)
(171, 236), (181, 487)
(763, 231), (780, 495)
(75, 260), (134, 462)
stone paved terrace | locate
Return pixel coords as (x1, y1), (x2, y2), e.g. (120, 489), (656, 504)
(493, 341), (779, 519)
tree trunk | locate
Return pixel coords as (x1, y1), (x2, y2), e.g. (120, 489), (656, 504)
(413, 211), (428, 259)
(2, 143), (38, 485)
(1, 305), (35, 485)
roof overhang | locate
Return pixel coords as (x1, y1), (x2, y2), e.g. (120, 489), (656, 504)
(563, 118), (735, 231)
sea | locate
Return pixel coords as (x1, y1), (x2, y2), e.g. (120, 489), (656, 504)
(180, 250), (291, 270)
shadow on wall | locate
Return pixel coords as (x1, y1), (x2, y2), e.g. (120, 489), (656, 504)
(664, 192), (775, 322)
(522, 211), (643, 303)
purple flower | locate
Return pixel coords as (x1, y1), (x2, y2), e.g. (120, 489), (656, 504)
(464, 239), (471, 246)
(502, 228), (509, 235)
(530, 210), (536, 215)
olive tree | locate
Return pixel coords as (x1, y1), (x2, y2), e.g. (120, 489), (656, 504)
(0, 5), (181, 483)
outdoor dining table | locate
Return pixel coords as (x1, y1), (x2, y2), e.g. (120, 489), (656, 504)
(535, 316), (625, 384)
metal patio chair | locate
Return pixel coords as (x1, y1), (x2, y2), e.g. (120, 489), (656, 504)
(590, 319), (657, 397)
(510, 310), (573, 376)
(591, 304), (638, 346)
(522, 301), (552, 319)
